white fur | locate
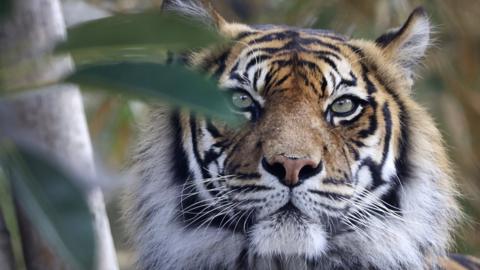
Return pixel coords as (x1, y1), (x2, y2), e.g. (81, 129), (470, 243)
(251, 217), (327, 259)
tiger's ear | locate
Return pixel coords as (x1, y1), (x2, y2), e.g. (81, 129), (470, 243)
(162, 0), (252, 38)
(375, 7), (430, 77)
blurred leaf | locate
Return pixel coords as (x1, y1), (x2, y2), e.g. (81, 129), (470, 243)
(68, 46), (169, 66)
(67, 62), (240, 124)
(0, 0), (12, 18)
(57, 13), (225, 52)
(0, 166), (26, 270)
(0, 143), (95, 270)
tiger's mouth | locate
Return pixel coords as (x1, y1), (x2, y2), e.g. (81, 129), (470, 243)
(276, 201), (300, 214)
(246, 186), (354, 237)
(266, 201), (308, 222)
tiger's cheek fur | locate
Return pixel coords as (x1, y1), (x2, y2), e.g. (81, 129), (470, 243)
(223, 130), (263, 176)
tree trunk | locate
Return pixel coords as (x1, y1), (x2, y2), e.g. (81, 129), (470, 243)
(0, 0), (118, 269)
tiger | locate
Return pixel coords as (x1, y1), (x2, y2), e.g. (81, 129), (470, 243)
(122, 1), (480, 269)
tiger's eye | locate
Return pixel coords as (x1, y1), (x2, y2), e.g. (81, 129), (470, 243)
(331, 98), (355, 114)
(232, 92), (253, 109)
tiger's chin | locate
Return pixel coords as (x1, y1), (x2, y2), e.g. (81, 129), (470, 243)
(249, 209), (328, 259)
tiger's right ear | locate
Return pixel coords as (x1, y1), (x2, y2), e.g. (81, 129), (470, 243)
(162, 0), (253, 38)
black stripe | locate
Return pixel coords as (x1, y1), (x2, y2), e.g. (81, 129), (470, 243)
(448, 254), (480, 270)
(297, 70), (318, 93)
(235, 248), (249, 269)
(329, 72), (337, 89)
(322, 177), (352, 185)
(361, 64), (377, 94)
(381, 103), (392, 166)
(338, 71), (358, 88)
(189, 114), (212, 179)
(316, 56), (338, 71)
(230, 185), (273, 193)
(358, 113), (377, 138)
(272, 73), (290, 88)
(206, 119), (222, 138)
(203, 148), (224, 169)
(245, 40), (299, 57)
(235, 172), (262, 180)
(199, 49), (230, 78)
(171, 112), (192, 185)
(229, 72), (250, 85)
(263, 66), (280, 93)
(248, 30), (298, 45)
(346, 44), (366, 60)
(359, 158), (387, 190)
(298, 38), (341, 52)
(321, 75), (328, 95)
(308, 189), (352, 201)
(235, 31), (257, 40)
(213, 50), (229, 78)
(313, 50), (341, 60)
(244, 44), (342, 60)
(351, 140), (365, 147)
(345, 142), (360, 161)
(253, 69), (262, 92)
(356, 95), (378, 138)
(245, 54), (270, 72)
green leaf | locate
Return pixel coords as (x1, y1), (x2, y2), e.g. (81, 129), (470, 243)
(0, 0), (12, 18)
(0, 143), (95, 270)
(57, 12), (225, 52)
(67, 62), (240, 124)
(68, 45), (169, 66)
(0, 166), (27, 270)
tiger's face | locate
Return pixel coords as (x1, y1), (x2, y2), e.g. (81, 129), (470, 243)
(126, 3), (460, 269)
(181, 13), (416, 259)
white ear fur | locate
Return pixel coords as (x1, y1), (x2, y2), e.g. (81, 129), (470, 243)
(162, 0), (252, 38)
(162, 0), (213, 25)
(375, 7), (430, 77)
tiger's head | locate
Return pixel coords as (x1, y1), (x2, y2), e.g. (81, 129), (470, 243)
(124, 2), (461, 269)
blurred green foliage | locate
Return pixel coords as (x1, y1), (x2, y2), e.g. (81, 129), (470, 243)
(0, 166), (26, 270)
(69, 62), (238, 123)
(0, 144), (95, 270)
(0, 0), (12, 18)
(58, 12), (225, 52)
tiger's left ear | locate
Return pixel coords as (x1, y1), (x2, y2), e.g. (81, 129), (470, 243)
(375, 7), (430, 76)
(162, 0), (252, 38)
(201, 0), (253, 38)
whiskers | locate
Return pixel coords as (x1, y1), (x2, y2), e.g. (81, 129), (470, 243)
(338, 187), (426, 242)
(172, 174), (257, 236)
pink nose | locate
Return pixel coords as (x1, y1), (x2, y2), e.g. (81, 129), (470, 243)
(262, 155), (320, 187)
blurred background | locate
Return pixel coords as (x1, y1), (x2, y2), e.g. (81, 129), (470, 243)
(61, 0), (480, 269)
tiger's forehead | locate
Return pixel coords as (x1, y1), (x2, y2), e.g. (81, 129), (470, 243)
(219, 27), (363, 98)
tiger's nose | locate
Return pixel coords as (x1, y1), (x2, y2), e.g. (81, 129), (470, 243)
(261, 155), (322, 187)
